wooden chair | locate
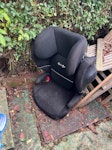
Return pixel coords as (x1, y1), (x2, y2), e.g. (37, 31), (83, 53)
(75, 30), (112, 108)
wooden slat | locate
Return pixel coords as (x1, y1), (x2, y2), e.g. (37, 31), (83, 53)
(104, 30), (112, 42)
(76, 84), (112, 108)
(88, 83), (94, 91)
(75, 73), (112, 108)
(0, 87), (14, 150)
(96, 38), (104, 71)
(96, 70), (112, 92)
(86, 31), (112, 71)
(84, 88), (90, 94)
(83, 86), (112, 107)
(95, 75), (102, 84)
(101, 92), (112, 105)
(86, 44), (96, 57)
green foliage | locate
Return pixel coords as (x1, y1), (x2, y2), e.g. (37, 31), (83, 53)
(0, 9), (10, 50)
(0, 0), (111, 64)
(52, 0), (112, 40)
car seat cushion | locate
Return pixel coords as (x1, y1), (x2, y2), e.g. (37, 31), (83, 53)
(33, 80), (74, 119)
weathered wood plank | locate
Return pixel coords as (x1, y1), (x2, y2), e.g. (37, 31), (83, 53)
(96, 38), (104, 71)
(104, 30), (112, 42)
(86, 44), (96, 57)
(0, 87), (14, 150)
(75, 73), (112, 108)
(101, 93), (112, 105)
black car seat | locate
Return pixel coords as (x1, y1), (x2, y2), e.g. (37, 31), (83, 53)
(31, 26), (97, 119)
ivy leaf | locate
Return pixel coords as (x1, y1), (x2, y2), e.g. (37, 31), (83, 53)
(0, 34), (6, 46)
(0, 29), (7, 35)
(3, 12), (11, 26)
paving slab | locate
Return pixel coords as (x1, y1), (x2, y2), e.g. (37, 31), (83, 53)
(53, 121), (112, 150)
(35, 100), (109, 143)
(9, 89), (42, 150)
(4, 86), (112, 150)
(0, 87), (14, 150)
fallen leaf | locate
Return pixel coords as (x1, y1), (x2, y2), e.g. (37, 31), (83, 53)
(10, 110), (15, 118)
(80, 107), (87, 114)
(26, 139), (32, 144)
(103, 102), (110, 109)
(19, 132), (26, 142)
(13, 104), (20, 112)
(97, 98), (102, 103)
(88, 124), (98, 134)
(93, 118), (99, 123)
(24, 102), (32, 113)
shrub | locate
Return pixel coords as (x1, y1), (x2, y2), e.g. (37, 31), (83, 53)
(0, 8), (10, 49)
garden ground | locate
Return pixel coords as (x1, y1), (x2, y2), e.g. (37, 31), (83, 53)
(0, 71), (112, 150)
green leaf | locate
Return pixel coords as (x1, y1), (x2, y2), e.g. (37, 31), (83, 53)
(0, 29), (7, 35)
(24, 33), (30, 40)
(0, 34), (6, 46)
(18, 35), (23, 41)
(0, 47), (3, 52)
(3, 12), (11, 26)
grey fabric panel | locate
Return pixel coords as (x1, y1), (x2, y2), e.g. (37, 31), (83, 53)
(33, 27), (57, 59)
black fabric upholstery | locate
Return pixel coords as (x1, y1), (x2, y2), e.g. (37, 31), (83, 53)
(35, 72), (49, 84)
(31, 41), (51, 72)
(54, 27), (80, 58)
(67, 38), (87, 75)
(33, 27), (57, 59)
(75, 57), (97, 93)
(67, 93), (83, 109)
(34, 80), (74, 119)
(31, 26), (97, 119)
(54, 27), (87, 75)
(51, 54), (74, 89)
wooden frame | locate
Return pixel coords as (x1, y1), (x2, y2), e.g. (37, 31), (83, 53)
(96, 30), (112, 71)
(75, 69), (112, 108)
(76, 31), (112, 108)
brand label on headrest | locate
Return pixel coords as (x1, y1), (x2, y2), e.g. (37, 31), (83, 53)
(57, 62), (66, 68)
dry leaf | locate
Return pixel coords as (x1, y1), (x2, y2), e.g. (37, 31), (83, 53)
(88, 124), (98, 134)
(24, 102), (32, 113)
(13, 104), (20, 112)
(80, 107), (87, 114)
(19, 132), (26, 142)
(26, 139), (32, 144)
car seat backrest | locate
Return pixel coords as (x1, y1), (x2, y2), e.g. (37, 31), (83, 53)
(54, 27), (78, 58)
(33, 27), (57, 59)
(51, 54), (75, 89)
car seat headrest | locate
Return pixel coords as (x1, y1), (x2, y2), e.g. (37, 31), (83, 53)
(33, 27), (57, 59)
